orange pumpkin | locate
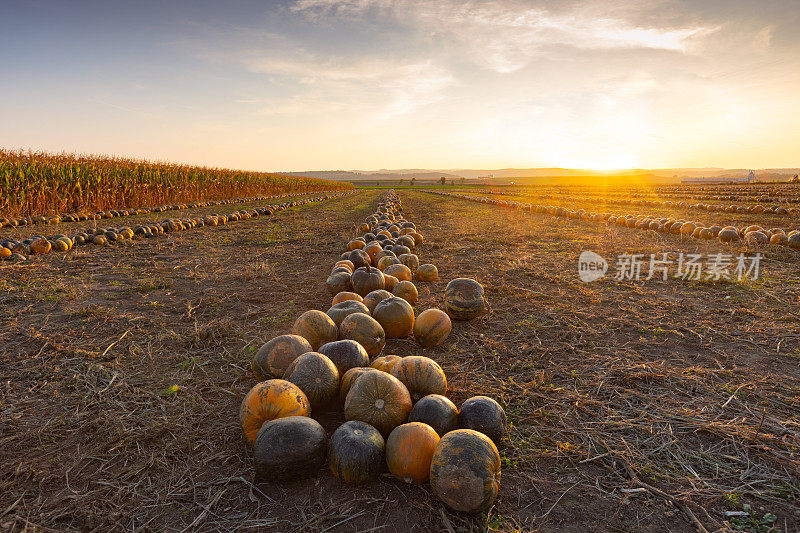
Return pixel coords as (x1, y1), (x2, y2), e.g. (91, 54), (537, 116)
(334, 260), (355, 273)
(283, 352), (340, 407)
(239, 379), (310, 445)
(384, 263), (412, 282)
(391, 356), (447, 401)
(383, 274), (399, 292)
(363, 242), (384, 264)
(392, 280), (418, 305)
(332, 291), (363, 305)
(371, 354), (402, 373)
(253, 334), (313, 379)
(344, 370), (412, 436)
(413, 309), (451, 347)
(415, 264), (438, 282)
(386, 422), (439, 484)
(430, 429), (501, 513)
(347, 239), (366, 251)
(292, 310), (338, 350)
(373, 297), (415, 338)
(339, 313), (386, 357)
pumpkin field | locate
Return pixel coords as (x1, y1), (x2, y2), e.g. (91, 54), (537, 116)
(2, 183), (799, 533)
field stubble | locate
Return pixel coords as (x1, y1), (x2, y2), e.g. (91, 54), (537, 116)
(0, 189), (798, 532)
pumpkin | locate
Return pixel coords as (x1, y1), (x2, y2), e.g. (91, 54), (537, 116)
(253, 334), (313, 379)
(429, 429), (501, 513)
(383, 274), (399, 292)
(392, 280), (418, 305)
(51, 239), (69, 252)
(253, 416), (326, 482)
(327, 300), (370, 328)
(413, 309), (451, 347)
(362, 289), (393, 314)
(283, 352), (340, 407)
(340, 367), (381, 402)
(292, 310), (338, 351)
(318, 339), (370, 374)
(408, 394), (458, 436)
(415, 264), (438, 282)
(334, 260), (355, 273)
(371, 354), (402, 373)
(771, 233), (789, 245)
(398, 253), (419, 274)
(332, 291), (362, 305)
(327, 271), (353, 296)
(718, 228), (740, 243)
(348, 239), (366, 251)
(386, 422), (439, 484)
(0, 247), (11, 260)
(30, 239), (52, 255)
(351, 266), (385, 296)
(374, 250), (396, 265)
(345, 370), (412, 436)
(384, 263), (412, 282)
(787, 233), (800, 249)
(373, 297), (415, 338)
(444, 278), (487, 320)
(411, 232), (424, 246)
(348, 249), (371, 270)
(363, 242), (384, 264)
(396, 236), (415, 249)
(239, 379), (311, 445)
(377, 256), (401, 271)
(458, 396), (506, 444)
(339, 313), (386, 357)
(328, 421), (385, 484)
(391, 356), (447, 401)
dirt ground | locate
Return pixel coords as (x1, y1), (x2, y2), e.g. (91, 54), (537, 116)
(1, 189), (798, 532)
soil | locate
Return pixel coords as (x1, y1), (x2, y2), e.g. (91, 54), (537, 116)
(1, 189), (798, 532)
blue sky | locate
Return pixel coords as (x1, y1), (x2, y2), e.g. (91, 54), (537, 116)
(1, 0), (798, 171)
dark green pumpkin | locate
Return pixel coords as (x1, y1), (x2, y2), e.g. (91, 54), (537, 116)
(318, 339), (370, 374)
(429, 429), (501, 513)
(253, 416), (327, 482)
(326, 301), (370, 328)
(283, 352), (340, 408)
(328, 421), (385, 484)
(326, 271), (353, 296)
(408, 394), (458, 436)
(444, 278), (486, 320)
(458, 396), (506, 444)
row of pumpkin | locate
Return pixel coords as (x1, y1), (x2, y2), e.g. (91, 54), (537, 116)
(238, 191), (505, 513)
(466, 189), (798, 216)
(0, 190), (338, 228)
(0, 191), (354, 261)
(432, 191), (800, 250)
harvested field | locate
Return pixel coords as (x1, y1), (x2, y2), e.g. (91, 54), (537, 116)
(2, 189), (798, 532)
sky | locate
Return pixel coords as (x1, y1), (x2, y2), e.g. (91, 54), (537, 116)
(1, 0), (798, 171)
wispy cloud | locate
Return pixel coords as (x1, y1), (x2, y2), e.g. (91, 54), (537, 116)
(292, 0), (719, 72)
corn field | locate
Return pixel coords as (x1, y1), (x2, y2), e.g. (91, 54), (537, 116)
(0, 149), (352, 217)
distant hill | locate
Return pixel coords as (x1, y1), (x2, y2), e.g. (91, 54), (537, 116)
(276, 167), (800, 183)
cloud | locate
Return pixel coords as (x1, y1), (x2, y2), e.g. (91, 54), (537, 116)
(239, 52), (454, 118)
(291, 0), (719, 72)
